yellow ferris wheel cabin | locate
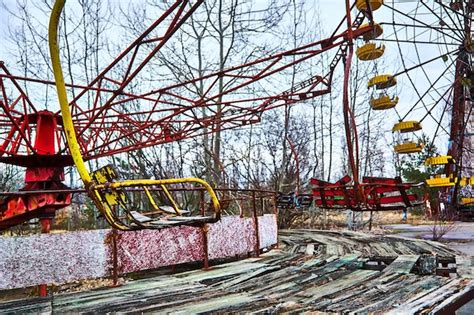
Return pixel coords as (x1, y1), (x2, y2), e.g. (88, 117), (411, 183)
(392, 121), (422, 133)
(356, 0), (384, 12)
(359, 23), (384, 41)
(356, 43), (385, 61)
(424, 155), (455, 166)
(368, 74), (397, 89)
(394, 141), (424, 154)
(370, 94), (398, 110)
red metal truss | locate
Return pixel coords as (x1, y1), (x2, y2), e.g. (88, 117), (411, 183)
(0, 1), (373, 165)
(0, 63), (72, 167)
(65, 12), (371, 161)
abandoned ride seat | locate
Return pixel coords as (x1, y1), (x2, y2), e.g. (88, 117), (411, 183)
(91, 164), (219, 229)
(362, 176), (422, 210)
(310, 175), (358, 209)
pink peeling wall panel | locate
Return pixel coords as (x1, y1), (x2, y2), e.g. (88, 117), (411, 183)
(207, 216), (256, 260)
(0, 214), (277, 290)
(116, 226), (204, 274)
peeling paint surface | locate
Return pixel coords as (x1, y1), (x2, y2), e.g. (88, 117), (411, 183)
(0, 230), (108, 289)
(258, 214), (278, 249)
(208, 216), (256, 259)
(116, 226), (204, 274)
(0, 214), (277, 290)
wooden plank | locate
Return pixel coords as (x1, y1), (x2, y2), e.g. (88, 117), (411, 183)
(388, 278), (461, 314)
(213, 265), (280, 289)
(0, 297), (51, 314)
(349, 276), (439, 314)
(161, 293), (265, 314)
(300, 270), (379, 303)
(381, 255), (419, 274)
(53, 280), (207, 312)
(430, 280), (474, 314)
(456, 256), (474, 278)
(174, 261), (268, 283)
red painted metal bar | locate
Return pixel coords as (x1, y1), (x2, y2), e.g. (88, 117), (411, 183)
(252, 191), (260, 257)
(342, 0), (359, 196)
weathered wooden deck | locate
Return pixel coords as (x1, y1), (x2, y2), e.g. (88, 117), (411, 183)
(1, 229), (473, 313)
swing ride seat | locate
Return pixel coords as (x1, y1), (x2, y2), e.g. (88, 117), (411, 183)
(310, 176), (421, 211)
(356, 0), (384, 12)
(277, 194), (313, 209)
(90, 165), (220, 230)
(362, 176), (422, 210)
(392, 120), (422, 133)
(297, 194), (314, 208)
(370, 94), (399, 110)
(394, 141), (424, 154)
(310, 176), (358, 209)
(277, 194), (295, 209)
(356, 43), (385, 61)
(129, 211), (216, 228)
(368, 74), (397, 89)
(0, 186), (72, 231)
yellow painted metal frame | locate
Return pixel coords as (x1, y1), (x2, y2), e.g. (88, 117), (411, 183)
(426, 177), (457, 188)
(392, 121), (422, 133)
(368, 74), (397, 89)
(461, 197), (474, 205)
(356, 0), (384, 12)
(394, 142), (423, 154)
(459, 177), (474, 186)
(370, 95), (398, 110)
(356, 43), (385, 61)
(49, 0), (220, 230)
(424, 155), (454, 166)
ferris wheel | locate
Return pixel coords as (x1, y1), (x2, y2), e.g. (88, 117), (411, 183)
(309, 0), (473, 214)
(355, 0), (473, 209)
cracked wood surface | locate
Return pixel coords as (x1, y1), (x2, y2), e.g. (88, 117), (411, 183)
(1, 229), (473, 314)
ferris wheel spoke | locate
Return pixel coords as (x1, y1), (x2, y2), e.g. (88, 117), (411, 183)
(435, 0), (473, 20)
(401, 66), (456, 122)
(420, 1), (465, 41)
(385, 3), (464, 42)
(374, 37), (459, 46)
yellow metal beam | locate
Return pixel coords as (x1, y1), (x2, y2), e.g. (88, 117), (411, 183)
(49, 0), (220, 230)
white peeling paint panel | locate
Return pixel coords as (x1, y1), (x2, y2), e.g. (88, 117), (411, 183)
(259, 214), (278, 249)
(0, 230), (109, 289)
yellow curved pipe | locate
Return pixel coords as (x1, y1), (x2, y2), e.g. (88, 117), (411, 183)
(49, 0), (220, 230)
(49, 0), (91, 186)
(49, 0), (128, 230)
(93, 177), (221, 214)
